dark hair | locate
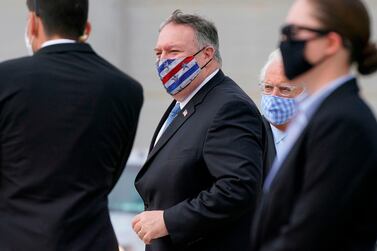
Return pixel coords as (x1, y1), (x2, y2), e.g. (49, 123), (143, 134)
(309, 0), (377, 75)
(26, 0), (88, 40)
(160, 10), (222, 64)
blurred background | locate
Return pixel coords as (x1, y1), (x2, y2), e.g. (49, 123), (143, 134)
(1, 1), (377, 250)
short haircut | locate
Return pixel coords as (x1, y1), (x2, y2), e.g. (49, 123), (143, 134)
(160, 10), (222, 65)
(26, 0), (88, 39)
(260, 49), (282, 82)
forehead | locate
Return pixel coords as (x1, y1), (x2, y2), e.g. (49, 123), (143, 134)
(264, 61), (289, 85)
(286, 0), (321, 27)
(156, 23), (197, 49)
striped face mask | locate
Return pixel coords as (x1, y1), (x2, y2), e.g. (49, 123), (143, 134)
(156, 48), (212, 95)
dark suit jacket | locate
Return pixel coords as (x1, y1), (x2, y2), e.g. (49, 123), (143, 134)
(135, 70), (266, 251)
(262, 117), (277, 176)
(0, 43), (143, 251)
(252, 79), (377, 251)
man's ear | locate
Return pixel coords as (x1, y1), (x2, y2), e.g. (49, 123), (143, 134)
(79, 21), (92, 43)
(203, 46), (215, 60)
(325, 32), (344, 56)
(27, 12), (43, 52)
(28, 12), (39, 39)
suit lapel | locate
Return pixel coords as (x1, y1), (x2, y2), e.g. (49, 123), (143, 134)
(146, 103), (196, 163)
(269, 131), (307, 190)
(262, 116), (277, 176)
(137, 70), (226, 179)
(148, 101), (176, 153)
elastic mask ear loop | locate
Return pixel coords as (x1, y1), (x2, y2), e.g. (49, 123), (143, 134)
(194, 47), (214, 69)
(201, 58), (213, 69)
(193, 47), (206, 57)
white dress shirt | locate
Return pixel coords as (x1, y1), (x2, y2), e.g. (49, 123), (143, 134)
(264, 74), (355, 191)
(154, 69), (220, 145)
(41, 39), (76, 48)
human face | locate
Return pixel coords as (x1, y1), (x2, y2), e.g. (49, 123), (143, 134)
(155, 23), (211, 100)
(284, 0), (324, 40)
(282, 0), (330, 83)
(155, 23), (201, 61)
(261, 61), (303, 98)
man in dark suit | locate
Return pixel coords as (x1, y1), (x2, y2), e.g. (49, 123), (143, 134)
(0, 1), (143, 250)
(251, 0), (377, 249)
(259, 50), (304, 171)
(132, 10), (266, 251)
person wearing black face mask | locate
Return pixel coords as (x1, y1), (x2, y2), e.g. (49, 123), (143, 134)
(279, 25), (332, 80)
(251, 0), (377, 250)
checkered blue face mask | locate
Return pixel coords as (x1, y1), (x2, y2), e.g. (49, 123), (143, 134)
(261, 94), (297, 125)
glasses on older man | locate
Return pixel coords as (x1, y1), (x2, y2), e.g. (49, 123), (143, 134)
(259, 82), (301, 97)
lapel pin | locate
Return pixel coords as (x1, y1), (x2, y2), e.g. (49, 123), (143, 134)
(183, 110), (188, 117)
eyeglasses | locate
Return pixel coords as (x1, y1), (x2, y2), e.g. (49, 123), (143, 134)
(280, 24), (331, 41)
(259, 82), (302, 97)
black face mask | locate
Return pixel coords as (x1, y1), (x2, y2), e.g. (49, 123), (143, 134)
(279, 24), (331, 80)
(280, 40), (314, 80)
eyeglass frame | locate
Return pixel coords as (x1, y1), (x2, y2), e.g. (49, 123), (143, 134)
(280, 24), (354, 56)
(259, 81), (303, 98)
(280, 24), (331, 42)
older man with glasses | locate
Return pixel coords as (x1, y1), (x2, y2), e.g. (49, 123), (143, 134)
(259, 50), (304, 163)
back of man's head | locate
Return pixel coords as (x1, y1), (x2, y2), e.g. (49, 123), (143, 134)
(26, 0), (88, 39)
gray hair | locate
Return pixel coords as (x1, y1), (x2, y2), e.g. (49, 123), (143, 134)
(259, 49), (282, 82)
(160, 10), (222, 65)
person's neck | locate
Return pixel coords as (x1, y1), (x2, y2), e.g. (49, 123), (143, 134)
(35, 35), (77, 51)
(44, 35), (77, 43)
(305, 59), (350, 95)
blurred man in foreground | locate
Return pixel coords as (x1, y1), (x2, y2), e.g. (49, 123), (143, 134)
(0, 0), (143, 250)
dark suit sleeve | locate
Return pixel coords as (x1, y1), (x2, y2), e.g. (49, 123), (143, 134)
(109, 82), (144, 191)
(259, 117), (377, 251)
(262, 117), (277, 177)
(164, 100), (264, 244)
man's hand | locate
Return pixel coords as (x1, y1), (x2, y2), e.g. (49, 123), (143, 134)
(132, 210), (168, 244)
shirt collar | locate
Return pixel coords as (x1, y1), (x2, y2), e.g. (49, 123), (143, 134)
(178, 69), (220, 109)
(298, 74), (354, 120)
(41, 39), (76, 49)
